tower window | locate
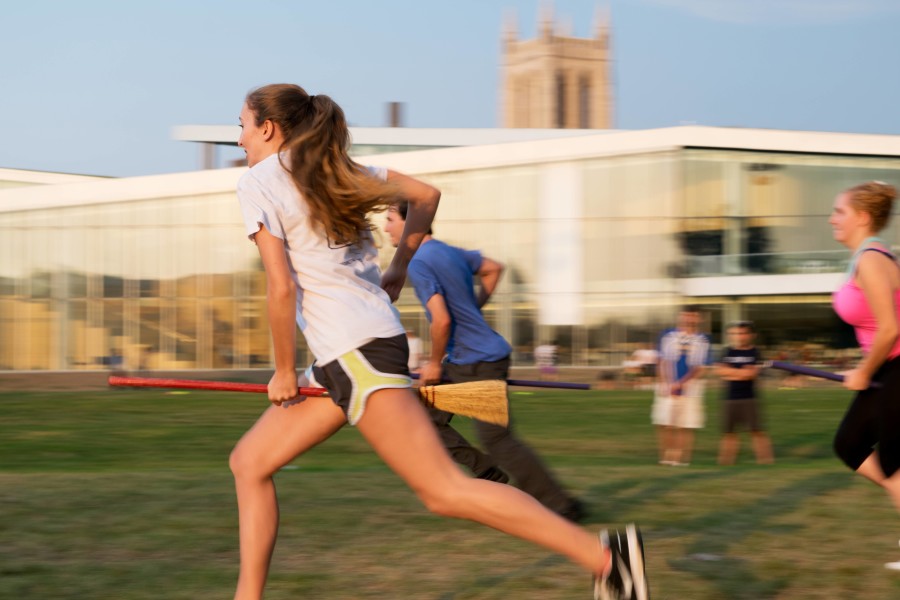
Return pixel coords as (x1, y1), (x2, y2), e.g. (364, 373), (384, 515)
(556, 72), (566, 128)
(579, 76), (590, 128)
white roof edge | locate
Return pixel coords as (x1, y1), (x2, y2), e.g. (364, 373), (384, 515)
(172, 123), (900, 155)
(171, 124), (607, 146)
(0, 168), (108, 184)
(0, 167), (247, 213)
(6, 125), (900, 213)
(356, 125), (900, 174)
(680, 272), (843, 296)
(172, 124), (900, 173)
(172, 125), (241, 144)
(349, 127), (605, 145)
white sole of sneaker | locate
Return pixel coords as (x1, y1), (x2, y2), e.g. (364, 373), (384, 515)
(626, 524), (648, 600)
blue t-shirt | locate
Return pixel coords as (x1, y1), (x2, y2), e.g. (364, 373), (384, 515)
(408, 239), (512, 365)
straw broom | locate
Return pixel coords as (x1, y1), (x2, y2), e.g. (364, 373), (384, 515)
(108, 376), (510, 427)
(417, 379), (508, 426)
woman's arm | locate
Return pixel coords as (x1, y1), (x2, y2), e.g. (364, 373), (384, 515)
(380, 171), (440, 301)
(254, 224), (299, 403)
(847, 251), (900, 390)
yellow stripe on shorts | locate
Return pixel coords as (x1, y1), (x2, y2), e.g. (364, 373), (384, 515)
(338, 349), (412, 425)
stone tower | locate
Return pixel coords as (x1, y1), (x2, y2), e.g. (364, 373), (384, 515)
(501, 4), (613, 129)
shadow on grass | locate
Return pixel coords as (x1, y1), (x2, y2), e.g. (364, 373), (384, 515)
(437, 554), (566, 600)
(666, 471), (854, 600)
(437, 470), (734, 599)
(582, 469), (735, 523)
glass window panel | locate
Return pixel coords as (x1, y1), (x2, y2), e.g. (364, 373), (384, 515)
(176, 275), (200, 297)
(244, 296), (270, 367)
(103, 275), (124, 297)
(174, 299), (197, 364)
(30, 272), (52, 298)
(101, 299), (123, 337)
(510, 308), (536, 364)
(583, 220), (679, 283)
(66, 272), (88, 298)
(584, 153), (678, 219)
(23, 300), (56, 370)
(211, 273), (234, 298)
(0, 299), (15, 369)
(743, 301), (852, 355)
(138, 301), (161, 369)
(66, 300), (88, 368)
(211, 298), (235, 368)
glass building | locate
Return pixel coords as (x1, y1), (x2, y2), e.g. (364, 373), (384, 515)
(2, 126), (899, 372)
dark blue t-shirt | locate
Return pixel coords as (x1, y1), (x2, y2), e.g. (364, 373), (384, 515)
(408, 239), (512, 365)
(719, 346), (760, 400)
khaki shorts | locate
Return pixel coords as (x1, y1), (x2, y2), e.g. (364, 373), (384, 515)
(651, 381), (705, 429)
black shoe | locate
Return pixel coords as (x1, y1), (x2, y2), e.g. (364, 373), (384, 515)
(560, 498), (588, 523)
(594, 524), (649, 600)
(476, 465), (510, 484)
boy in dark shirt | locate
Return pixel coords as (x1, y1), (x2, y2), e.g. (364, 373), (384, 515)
(715, 321), (774, 465)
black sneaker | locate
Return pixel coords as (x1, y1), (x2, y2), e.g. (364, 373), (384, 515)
(475, 465), (510, 484)
(593, 524), (649, 600)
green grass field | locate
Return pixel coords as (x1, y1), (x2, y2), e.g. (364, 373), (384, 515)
(2, 384), (900, 599)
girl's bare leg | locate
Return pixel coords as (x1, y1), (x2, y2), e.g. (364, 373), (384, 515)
(857, 453), (900, 513)
(857, 453), (886, 485)
(356, 388), (607, 576)
(230, 397), (347, 600)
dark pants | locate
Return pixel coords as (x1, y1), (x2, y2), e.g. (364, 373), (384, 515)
(429, 356), (575, 514)
(834, 356), (900, 477)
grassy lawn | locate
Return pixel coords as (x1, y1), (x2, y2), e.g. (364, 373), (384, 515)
(2, 383), (900, 599)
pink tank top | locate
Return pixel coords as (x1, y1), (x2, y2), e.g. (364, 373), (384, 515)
(832, 247), (900, 358)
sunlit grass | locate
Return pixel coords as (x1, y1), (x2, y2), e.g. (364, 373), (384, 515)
(2, 385), (900, 598)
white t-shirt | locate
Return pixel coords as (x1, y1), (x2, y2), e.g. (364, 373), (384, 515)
(236, 154), (404, 365)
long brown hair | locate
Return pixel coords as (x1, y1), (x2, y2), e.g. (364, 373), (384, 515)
(244, 84), (399, 246)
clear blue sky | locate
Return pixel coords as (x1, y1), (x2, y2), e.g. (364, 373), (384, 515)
(3, 0), (899, 177)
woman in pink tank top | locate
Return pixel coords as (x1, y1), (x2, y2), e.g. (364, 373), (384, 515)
(829, 181), (900, 570)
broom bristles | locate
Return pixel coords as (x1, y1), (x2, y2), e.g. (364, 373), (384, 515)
(417, 380), (509, 427)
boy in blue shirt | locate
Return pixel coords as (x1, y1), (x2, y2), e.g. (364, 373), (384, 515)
(384, 202), (585, 522)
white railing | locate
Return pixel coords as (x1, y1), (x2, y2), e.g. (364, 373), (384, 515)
(682, 250), (849, 277)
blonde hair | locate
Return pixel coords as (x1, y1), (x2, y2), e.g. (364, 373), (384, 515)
(244, 84), (399, 246)
(846, 180), (897, 232)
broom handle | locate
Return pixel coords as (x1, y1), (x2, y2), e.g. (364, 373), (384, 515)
(108, 375), (328, 396)
(409, 372), (590, 390)
(765, 360), (883, 389)
(108, 375), (509, 426)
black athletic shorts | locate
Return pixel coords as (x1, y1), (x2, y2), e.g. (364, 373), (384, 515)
(722, 398), (763, 433)
(311, 334), (411, 426)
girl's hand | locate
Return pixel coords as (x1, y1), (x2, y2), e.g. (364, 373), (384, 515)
(268, 370), (299, 405)
(841, 368), (870, 391)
